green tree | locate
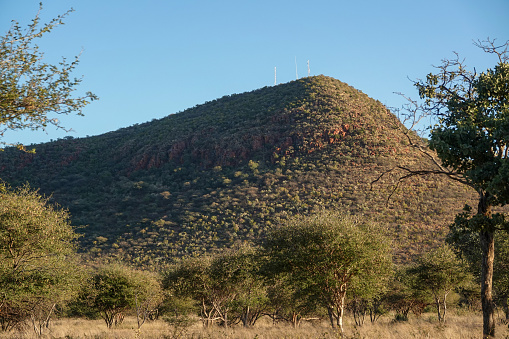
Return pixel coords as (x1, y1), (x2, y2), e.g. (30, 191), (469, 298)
(379, 39), (509, 337)
(163, 256), (214, 327)
(0, 184), (82, 333)
(78, 263), (163, 329)
(414, 39), (509, 337)
(0, 4), (97, 148)
(131, 269), (164, 331)
(348, 267), (392, 326)
(219, 244), (269, 328)
(164, 244), (267, 328)
(411, 244), (472, 323)
(263, 211), (392, 334)
(494, 234), (509, 323)
(263, 272), (320, 328)
(384, 265), (428, 322)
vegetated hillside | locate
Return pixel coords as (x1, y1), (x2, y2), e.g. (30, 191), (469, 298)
(0, 75), (475, 267)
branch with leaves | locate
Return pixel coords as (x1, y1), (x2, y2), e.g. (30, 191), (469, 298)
(0, 3), (97, 149)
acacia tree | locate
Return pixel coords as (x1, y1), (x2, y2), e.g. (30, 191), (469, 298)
(0, 4), (97, 148)
(375, 39), (509, 337)
(77, 263), (163, 329)
(164, 256), (215, 327)
(384, 265), (428, 321)
(263, 211), (392, 335)
(347, 264), (393, 326)
(80, 264), (135, 328)
(411, 244), (472, 323)
(131, 269), (164, 331)
(164, 244), (267, 328)
(220, 245), (269, 328)
(0, 184), (82, 333)
(263, 272), (320, 328)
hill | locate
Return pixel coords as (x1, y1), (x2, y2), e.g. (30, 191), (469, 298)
(0, 75), (475, 266)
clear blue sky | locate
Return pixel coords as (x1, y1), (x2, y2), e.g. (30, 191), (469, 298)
(1, 0), (508, 145)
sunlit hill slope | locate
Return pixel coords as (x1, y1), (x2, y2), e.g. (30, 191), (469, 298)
(0, 75), (475, 266)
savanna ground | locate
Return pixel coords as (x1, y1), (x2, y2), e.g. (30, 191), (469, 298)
(2, 312), (509, 339)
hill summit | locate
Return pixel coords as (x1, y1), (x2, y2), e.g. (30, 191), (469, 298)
(0, 75), (474, 266)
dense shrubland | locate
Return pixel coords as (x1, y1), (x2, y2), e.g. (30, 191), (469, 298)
(0, 76), (475, 267)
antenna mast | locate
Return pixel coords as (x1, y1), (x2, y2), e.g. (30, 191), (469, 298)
(295, 57), (298, 79)
(307, 60), (310, 77)
(274, 67), (277, 85)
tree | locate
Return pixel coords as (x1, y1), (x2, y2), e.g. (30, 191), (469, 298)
(263, 211), (392, 334)
(131, 269), (164, 331)
(164, 244), (267, 328)
(163, 256), (215, 327)
(81, 264), (134, 328)
(263, 272), (320, 328)
(492, 234), (509, 323)
(0, 184), (82, 333)
(348, 267), (392, 326)
(0, 4), (97, 148)
(375, 39), (509, 337)
(219, 245), (269, 328)
(78, 263), (163, 329)
(384, 265), (428, 322)
(411, 244), (472, 323)
(418, 40), (509, 337)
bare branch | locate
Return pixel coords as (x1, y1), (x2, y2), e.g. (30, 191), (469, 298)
(474, 38), (509, 63)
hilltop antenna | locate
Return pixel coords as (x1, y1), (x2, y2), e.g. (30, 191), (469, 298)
(295, 56), (299, 79)
(274, 67), (277, 85)
(307, 60), (310, 77)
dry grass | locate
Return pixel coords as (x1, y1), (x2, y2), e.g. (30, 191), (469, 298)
(1, 312), (508, 339)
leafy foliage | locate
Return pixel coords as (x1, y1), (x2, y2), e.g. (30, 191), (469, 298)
(0, 4), (97, 148)
(263, 211), (392, 332)
(164, 244), (266, 328)
(410, 244), (472, 322)
(0, 184), (81, 332)
(383, 265), (428, 321)
(76, 263), (163, 329)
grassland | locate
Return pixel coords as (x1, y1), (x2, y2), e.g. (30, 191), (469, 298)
(3, 312), (508, 339)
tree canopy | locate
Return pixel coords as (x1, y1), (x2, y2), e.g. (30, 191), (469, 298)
(411, 244), (472, 323)
(263, 211), (392, 334)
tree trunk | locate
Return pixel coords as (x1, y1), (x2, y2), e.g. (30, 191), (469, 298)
(337, 292), (346, 335)
(480, 229), (495, 338)
(434, 296), (442, 323)
(479, 192), (495, 338)
(369, 297), (383, 323)
(442, 292), (448, 323)
(327, 306), (335, 329)
(240, 306), (248, 327)
(291, 312), (299, 328)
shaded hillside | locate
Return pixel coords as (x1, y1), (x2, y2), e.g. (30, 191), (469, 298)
(0, 75), (475, 266)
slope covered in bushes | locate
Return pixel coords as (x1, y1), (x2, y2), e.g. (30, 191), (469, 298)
(0, 75), (475, 266)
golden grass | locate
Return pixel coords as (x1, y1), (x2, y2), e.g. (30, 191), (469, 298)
(1, 312), (508, 339)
